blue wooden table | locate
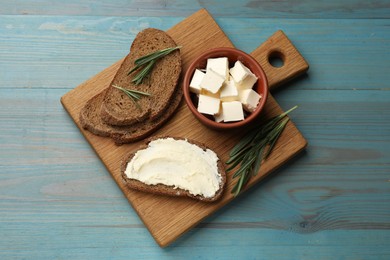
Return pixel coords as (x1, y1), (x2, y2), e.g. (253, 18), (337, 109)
(1, 1), (389, 259)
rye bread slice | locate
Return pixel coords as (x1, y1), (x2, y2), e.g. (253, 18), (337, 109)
(79, 83), (183, 144)
(121, 137), (226, 202)
(80, 90), (128, 137)
(101, 28), (181, 126)
(112, 84), (183, 145)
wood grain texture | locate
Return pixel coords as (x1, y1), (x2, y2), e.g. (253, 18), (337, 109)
(61, 9), (308, 247)
(1, 0), (390, 18)
(2, 17), (389, 91)
(1, 1), (390, 259)
(251, 30), (309, 90)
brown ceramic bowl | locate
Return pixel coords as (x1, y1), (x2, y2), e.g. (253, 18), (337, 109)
(182, 47), (268, 130)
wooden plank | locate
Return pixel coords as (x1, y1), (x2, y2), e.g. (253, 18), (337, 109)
(1, 83), (389, 256)
(0, 0), (390, 257)
(2, 17), (389, 91)
(60, 9), (308, 247)
(1, 0), (389, 18)
(1, 88), (389, 166)
(250, 30), (309, 90)
(1, 12), (390, 258)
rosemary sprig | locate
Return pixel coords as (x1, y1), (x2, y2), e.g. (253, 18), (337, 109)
(112, 84), (150, 110)
(227, 105), (298, 197)
(132, 59), (156, 85)
(128, 46), (182, 84)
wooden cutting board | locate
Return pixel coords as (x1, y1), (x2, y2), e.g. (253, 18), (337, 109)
(61, 9), (309, 247)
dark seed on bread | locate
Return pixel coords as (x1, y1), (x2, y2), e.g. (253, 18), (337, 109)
(100, 28), (181, 126)
(121, 137), (226, 202)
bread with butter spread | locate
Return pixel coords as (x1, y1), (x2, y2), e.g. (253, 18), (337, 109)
(121, 137), (226, 202)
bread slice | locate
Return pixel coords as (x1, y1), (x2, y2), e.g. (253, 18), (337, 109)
(121, 137), (226, 202)
(100, 28), (181, 126)
(112, 84), (183, 145)
(80, 90), (127, 137)
(79, 83), (183, 145)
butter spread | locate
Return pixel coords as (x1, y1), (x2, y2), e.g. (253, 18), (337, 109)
(124, 138), (222, 198)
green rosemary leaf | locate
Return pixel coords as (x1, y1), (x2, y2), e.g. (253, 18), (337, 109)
(229, 129), (258, 157)
(279, 105), (298, 119)
(226, 159), (242, 172)
(127, 89), (151, 96)
(125, 91), (137, 99)
(112, 84), (150, 110)
(134, 46), (182, 66)
(125, 92), (141, 110)
(226, 145), (251, 165)
(241, 167), (252, 187)
(264, 118), (289, 159)
(127, 63), (142, 76)
(112, 84), (150, 97)
(232, 167), (252, 197)
(124, 90), (141, 100)
(231, 178), (240, 195)
(252, 147), (264, 177)
(258, 105), (298, 137)
(232, 156), (256, 178)
(228, 106), (298, 196)
(132, 59), (156, 85)
(231, 168), (248, 196)
(128, 46), (181, 84)
(227, 145), (257, 172)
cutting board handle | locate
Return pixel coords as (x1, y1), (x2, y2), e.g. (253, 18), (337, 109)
(250, 30), (309, 91)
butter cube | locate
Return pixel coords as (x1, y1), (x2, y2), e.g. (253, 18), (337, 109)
(239, 74), (258, 90)
(206, 57), (229, 80)
(220, 79), (239, 102)
(214, 111), (224, 123)
(230, 61), (258, 89)
(222, 101), (244, 122)
(214, 103), (224, 122)
(240, 89), (262, 112)
(200, 68), (225, 94)
(197, 94), (220, 115)
(200, 88), (220, 99)
(189, 69), (205, 94)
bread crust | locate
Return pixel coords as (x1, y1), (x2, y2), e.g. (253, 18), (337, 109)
(100, 28), (181, 126)
(79, 82), (182, 144)
(111, 85), (182, 145)
(79, 27), (183, 144)
(120, 137), (226, 202)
